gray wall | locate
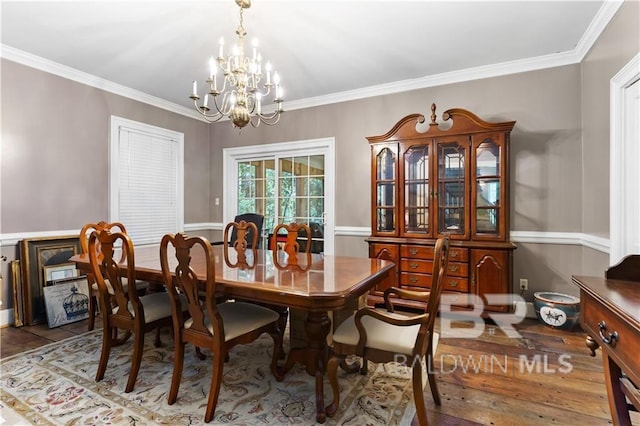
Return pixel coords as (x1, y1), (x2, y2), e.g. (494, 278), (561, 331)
(1, 0), (638, 316)
(0, 59), (211, 311)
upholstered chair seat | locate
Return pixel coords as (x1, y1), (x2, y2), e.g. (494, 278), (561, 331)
(112, 292), (187, 323)
(185, 301), (280, 341)
(331, 309), (427, 354)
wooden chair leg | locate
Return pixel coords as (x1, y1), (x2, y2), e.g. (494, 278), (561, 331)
(88, 293), (97, 331)
(204, 349), (225, 423)
(154, 327), (162, 347)
(360, 356), (369, 375)
(412, 360), (429, 426)
(195, 347), (207, 360)
(427, 352), (441, 405)
(95, 326), (113, 382)
(277, 307), (288, 358)
(339, 357), (360, 374)
(125, 332), (145, 393)
(269, 329), (284, 382)
(325, 354), (343, 417)
(168, 340), (185, 405)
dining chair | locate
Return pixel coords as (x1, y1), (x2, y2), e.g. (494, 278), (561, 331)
(271, 222), (312, 267)
(223, 219), (258, 268)
(88, 226), (178, 393)
(326, 235), (450, 426)
(212, 213), (265, 248)
(160, 232), (283, 423)
(80, 221), (150, 331)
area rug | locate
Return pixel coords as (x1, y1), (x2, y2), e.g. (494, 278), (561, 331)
(0, 329), (419, 425)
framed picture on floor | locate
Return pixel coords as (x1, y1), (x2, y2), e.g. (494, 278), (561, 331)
(43, 262), (79, 286)
(19, 236), (81, 325)
(43, 276), (90, 328)
(11, 260), (24, 327)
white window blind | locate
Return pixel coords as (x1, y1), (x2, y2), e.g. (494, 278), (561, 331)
(110, 116), (184, 245)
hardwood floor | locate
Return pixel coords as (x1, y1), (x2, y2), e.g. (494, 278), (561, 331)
(1, 317), (637, 425)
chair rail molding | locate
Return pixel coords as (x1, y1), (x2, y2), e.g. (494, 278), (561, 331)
(1, 228), (610, 253)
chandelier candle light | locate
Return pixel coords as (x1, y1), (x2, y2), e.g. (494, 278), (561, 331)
(190, 0), (284, 129)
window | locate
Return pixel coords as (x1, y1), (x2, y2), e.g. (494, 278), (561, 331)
(109, 116), (184, 245)
(224, 138), (335, 254)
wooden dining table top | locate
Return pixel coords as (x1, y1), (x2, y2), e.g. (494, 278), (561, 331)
(70, 244), (395, 312)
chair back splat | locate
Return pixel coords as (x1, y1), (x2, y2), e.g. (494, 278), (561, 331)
(160, 232), (283, 423)
(326, 235), (451, 426)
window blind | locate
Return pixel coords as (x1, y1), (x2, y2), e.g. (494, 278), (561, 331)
(112, 119), (183, 246)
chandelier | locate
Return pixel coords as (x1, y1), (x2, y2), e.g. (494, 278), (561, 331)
(190, 0), (284, 129)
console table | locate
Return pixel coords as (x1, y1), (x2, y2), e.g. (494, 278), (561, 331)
(572, 255), (640, 426)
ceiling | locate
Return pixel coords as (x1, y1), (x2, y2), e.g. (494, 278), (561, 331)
(1, 1), (616, 117)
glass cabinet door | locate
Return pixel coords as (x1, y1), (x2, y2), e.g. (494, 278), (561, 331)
(403, 144), (430, 236)
(374, 146), (397, 234)
(437, 139), (468, 236)
(474, 137), (502, 238)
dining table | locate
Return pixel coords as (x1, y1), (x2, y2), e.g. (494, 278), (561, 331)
(70, 243), (395, 423)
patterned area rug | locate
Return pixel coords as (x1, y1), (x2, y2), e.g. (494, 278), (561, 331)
(0, 329), (419, 425)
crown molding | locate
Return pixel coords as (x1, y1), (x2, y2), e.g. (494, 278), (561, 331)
(0, 44), (206, 122)
(573, 0), (624, 62)
(0, 1), (622, 117)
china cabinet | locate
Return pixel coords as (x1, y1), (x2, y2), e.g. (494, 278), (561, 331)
(366, 104), (516, 313)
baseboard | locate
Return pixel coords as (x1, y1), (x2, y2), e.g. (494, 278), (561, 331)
(514, 301), (537, 319)
(0, 308), (14, 328)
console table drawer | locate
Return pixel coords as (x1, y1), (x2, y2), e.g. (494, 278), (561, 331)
(582, 292), (640, 383)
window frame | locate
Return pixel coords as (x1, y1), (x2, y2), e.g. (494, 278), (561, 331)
(109, 115), (184, 245)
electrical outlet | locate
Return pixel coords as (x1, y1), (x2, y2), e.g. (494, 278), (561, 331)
(519, 278), (528, 291)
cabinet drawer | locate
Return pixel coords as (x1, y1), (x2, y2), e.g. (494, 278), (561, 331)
(582, 293), (640, 380)
(445, 262), (468, 278)
(401, 244), (468, 261)
(448, 247), (469, 262)
(401, 259), (468, 277)
(401, 245), (434, 259)
(400, 272), (430, 288)
(443, 276), (469, 292)
(400, 259), (432, 274)
(401, 272), (469, 292)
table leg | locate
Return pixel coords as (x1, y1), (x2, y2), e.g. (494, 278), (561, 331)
(277, 311), (331, 423)
(602, 354), (633, 426)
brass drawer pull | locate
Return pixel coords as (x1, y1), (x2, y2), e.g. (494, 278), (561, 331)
(409, 277), (418, 284)
(409, 263), (418, 269)
(448, 265), (459, 272)
(448, 280), (458, 287)
(450, 251), (458, 258)
(598, 321), (618, 345)
(409, 248), (419, 255)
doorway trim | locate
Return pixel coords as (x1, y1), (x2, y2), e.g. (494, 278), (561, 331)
(223, 137), (336, 254)
(610, 52), (640, 265)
